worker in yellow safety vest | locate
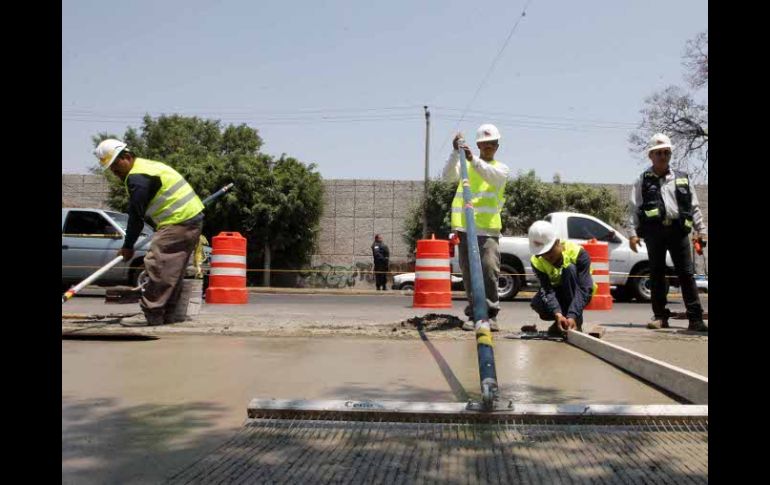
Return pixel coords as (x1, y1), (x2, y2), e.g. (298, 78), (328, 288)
(94, 139), (204, 326)
(442, 124), (510, 332)
(528, 220), (596, 337)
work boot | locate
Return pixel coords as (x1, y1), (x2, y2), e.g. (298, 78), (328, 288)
(489, 318), (500, 332)
(647, 317), (670, 329)
(144, 312), (165, 326)
(688, 320), (708, 332)
(462, 319), (475, 331)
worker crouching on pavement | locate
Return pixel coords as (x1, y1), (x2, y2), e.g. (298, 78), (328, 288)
(528, 220), (595, 336)
(94, 139), (204, 326)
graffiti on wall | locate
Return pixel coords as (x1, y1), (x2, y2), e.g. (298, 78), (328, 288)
(298, 261), (413, 288)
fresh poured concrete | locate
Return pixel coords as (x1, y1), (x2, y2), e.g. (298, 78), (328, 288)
(63, 335), (678, 484)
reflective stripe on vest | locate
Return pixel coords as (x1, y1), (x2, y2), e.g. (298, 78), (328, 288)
(530, 240), (598, 294)
(126, 158), (204, 228)
(450, 160), (506, 231)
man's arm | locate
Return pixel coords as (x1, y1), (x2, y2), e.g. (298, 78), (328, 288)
(383, 244), (390, 261)
(689, 178), (706, 236)
(123, 174), (161, 249)
(566, 249), (594, 320)
(441, 150), (461, 182)
(626, 176), (643, 239)
(533, 266), (561, 315)
(470, 157), (509, 187)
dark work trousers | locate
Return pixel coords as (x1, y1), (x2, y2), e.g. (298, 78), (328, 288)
(374, 263), (389, 290)
(458, 231), (500, 320)
(142, 219), (203, 322)
(530, 264), (585, 328)
(644, 225), (703, 322)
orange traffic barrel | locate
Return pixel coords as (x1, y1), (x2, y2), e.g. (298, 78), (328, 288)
(582, 238), (612, 310)
(206, 232), (248, 304)
(413, 235), (452, 308)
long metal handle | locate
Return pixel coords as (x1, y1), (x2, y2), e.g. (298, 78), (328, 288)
(456, 142), (499, 408)
(62, 182), (235, 304)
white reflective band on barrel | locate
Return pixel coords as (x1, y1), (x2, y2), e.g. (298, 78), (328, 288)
(592, 274), (610, 283)
(415, 271), (450, 280)
(212, 254), (247, 264)
(210, 267), (247, 276)
(591, 262), (609, 271)
(415, 258), (450, 267)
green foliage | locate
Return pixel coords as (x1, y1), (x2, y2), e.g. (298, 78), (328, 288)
(92, 115), (324, 285)
(502, 170), (626, 235)
(402, 180), (457, 251)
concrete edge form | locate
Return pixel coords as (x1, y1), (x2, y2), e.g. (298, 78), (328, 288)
(247, 398), (707, 423)
(567, 329), (708, 404)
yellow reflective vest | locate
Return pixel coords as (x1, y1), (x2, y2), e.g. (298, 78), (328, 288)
(126, 158), (204, 228)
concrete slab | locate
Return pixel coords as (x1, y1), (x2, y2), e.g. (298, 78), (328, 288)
(63, 334), (679, 484)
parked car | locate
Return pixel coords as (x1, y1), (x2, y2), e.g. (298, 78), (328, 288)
(392, 272), (465, 294)
(62, 208), (210, 291)
(695, 275), (708, 293)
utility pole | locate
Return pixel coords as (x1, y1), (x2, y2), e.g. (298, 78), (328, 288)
(422, 106), (430, 239)
(263, 160), (274, 287)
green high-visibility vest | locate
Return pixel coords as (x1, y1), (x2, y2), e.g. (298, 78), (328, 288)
(126, 158), (204, 228)
(530, 240), (598, 294)
(450, 160), (506, 232)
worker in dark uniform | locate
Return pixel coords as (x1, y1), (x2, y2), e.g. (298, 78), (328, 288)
(627, 133), (708, 332)
(372, 234), (390, 290)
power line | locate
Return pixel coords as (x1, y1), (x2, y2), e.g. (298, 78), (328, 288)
(438, 0), (535, 155)
(432, 106), (637, 127)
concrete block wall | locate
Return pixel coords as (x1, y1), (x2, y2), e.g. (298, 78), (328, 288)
(62, 174), (111, 209)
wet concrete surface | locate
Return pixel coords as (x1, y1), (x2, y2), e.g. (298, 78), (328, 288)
(63, 334), (678, 484)
(63, 292), (707, 331)
(602, 329), (708, 377)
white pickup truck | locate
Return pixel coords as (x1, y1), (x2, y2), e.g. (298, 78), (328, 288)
(477, 211), (675, 302)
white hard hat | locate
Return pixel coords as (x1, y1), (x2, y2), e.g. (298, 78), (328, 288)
(476, 124), (501, 143)
(528, 220), (558, 256)
(647, 133), (674, 154)
(93, 138), (128, 170)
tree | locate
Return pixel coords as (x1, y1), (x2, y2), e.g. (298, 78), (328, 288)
(629, 30), (708, 180)
(403, 179), (456, 252)
(501, 171), (626, 236)
(403, 171), (626, 252)
(92, 114), (324, 286)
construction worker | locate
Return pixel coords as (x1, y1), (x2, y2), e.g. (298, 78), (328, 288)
(93, 139), (204, 326)
(627, 133), (708, 332)
(528, 220), (596, 336)
(371, 234), (390, 290)
(442, 124), (510, 331)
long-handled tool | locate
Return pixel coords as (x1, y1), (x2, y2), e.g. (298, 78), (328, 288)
(456, 136), (500, 410)
(62, 182), (234, 304)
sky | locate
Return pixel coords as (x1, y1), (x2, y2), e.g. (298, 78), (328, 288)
(62, 0), (707, 183)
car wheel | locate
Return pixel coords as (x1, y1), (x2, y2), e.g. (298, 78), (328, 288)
(498, 264), (521, 301)
(628, 267), (668, 302)
(400, 282), (415, 295)
(610, 285), (632, 302)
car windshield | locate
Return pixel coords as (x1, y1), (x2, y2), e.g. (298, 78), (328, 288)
(105, 211), (154, 235)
